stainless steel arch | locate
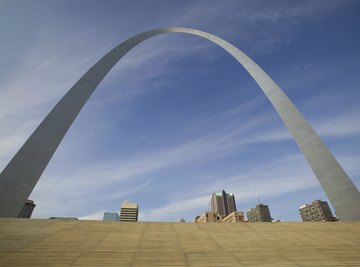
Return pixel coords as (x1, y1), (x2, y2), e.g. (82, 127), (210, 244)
(0, 27), (359, 220)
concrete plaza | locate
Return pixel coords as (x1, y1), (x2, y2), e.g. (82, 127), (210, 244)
(0, 219), (359, 266)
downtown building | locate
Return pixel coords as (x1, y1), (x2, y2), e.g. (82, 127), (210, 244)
(196, 212), (221, 223)
(247, 204), (272, 222)
(211, 190), (237, 217)
(222, 211), (245, 223)
(103, 212), (120, 221)
(299, 200), (336, 222)
(18, 199), (36, 218)
(120, 203), (139, 222)
(194, 190), (244, 223)
(195, 211), (245, 223)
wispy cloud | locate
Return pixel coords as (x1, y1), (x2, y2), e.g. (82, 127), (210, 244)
(172, 0), (348, 53)
(0, 26), (114, 169)
(26, 100), (271, 218)
(29, 93), (358, 220)
(316, 112), (360, 137)
(139, 153), (318, 221)
(1, 0), (358, 223)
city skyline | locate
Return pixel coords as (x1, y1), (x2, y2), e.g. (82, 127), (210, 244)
(0, 1), (359, 221)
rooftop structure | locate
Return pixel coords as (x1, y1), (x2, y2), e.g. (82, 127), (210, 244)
(119, 203), (139, 222)
(195, 211), (244, 223)
(103, 212), (120, 221)
(196, 211), (221, 223)
(222, 211), (245, 223)
(48, 217), (78, 220)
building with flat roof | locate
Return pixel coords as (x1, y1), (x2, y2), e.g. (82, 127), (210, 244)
(195, 211), (245, 223)
(119, 203), (139, 222)
(48, 217), (78, 220)
(196, 211), (221, 223)
(103, 212), (120, 221)
(222, 211), (245, 223)
(210, 190), (236, 217)
(247, 203), (272, 222)
(299, 200), (335, 222)
(17, 199), (36, 218)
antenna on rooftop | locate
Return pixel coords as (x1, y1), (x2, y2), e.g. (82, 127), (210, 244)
(255, 186), (260, 204)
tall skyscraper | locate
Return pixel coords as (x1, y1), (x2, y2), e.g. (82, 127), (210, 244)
(119, 203), (139, 222)
(103, 212), (120, 221)
(299, 200), (335, 222)
(247, 204), (272, 222)
(17, 199), (36, 218)
(210, 190), (237, 217)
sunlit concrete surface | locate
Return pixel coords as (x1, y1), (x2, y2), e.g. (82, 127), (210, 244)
(0, 219), (359, 266)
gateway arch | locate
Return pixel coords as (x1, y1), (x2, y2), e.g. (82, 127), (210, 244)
(0, 27), (359, 220)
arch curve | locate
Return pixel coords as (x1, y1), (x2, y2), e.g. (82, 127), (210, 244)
(0, 27), (359, 220)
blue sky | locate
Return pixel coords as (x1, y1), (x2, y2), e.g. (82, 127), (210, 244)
(0, 0), (359, 222)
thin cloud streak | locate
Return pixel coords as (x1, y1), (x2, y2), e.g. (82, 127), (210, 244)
(1, 1), (358, 222)
(30, 98), (358, 219)
(140, 155), (318, 222)
(8, 62), (360, 221)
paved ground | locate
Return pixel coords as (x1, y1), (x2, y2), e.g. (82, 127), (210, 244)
(0, 219), (359, 266)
